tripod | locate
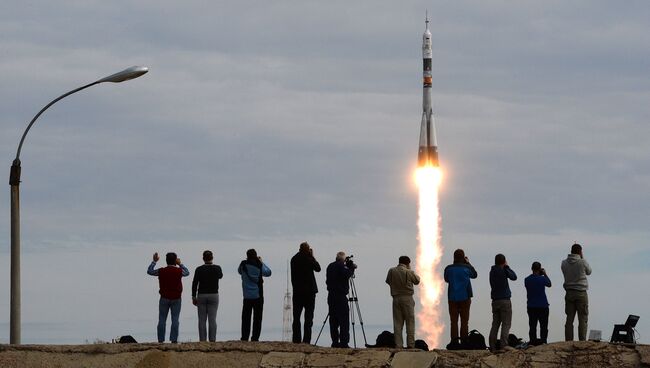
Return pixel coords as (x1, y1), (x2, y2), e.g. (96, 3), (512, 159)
(314, 275), (369, 348)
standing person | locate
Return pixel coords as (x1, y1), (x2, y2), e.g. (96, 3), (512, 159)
(385, 256), (421, 348)
(443, 249), (478, 347)
(488, 253), (517, 351)
(147, 252), (190, 343)
(524, 261), (552, 345)
(192, 250), (223, 342)
(290, 242), (321, 344)
(561, 243), (592, 341)
(238, 249), (272, 341)
(326, 251), (355, 348)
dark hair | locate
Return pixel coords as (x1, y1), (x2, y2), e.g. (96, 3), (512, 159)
(495, 253), (506, 265)
(399, 256), (411, 265)
(453, 249), (465, 263)
(571, 243), (582, 255)
(246, 248), (258, 260)
(531, 261), (541, 272)
(166, 252), (177, 266)
(203, 250), (213, 262)
(300, 242), (310, 251)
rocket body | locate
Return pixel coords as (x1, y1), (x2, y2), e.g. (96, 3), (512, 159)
(418, 19), (439, 167)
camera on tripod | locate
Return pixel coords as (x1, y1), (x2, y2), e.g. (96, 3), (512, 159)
(345, 255), (357, 269)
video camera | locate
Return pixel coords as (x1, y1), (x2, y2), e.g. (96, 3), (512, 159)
(345, 255), (357, 269)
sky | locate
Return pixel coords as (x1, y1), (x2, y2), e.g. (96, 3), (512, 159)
(0, 0), (649, 346)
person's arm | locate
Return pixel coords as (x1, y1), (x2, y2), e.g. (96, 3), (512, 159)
(583, 260), (592, 275)
(180, 263), (190, 277)
(192, 268), (199, 299)
(410, 270), (421, 285)
(468, 264), (478, 279)
(261, 263), (272, 277)
(216, 265), (223, 279)
(385, 269), (391, 285)
(312, 258), (322, 272)
(443, 267), (450, 283)
(238, 261), (244, 275)
(147, 261), (159, 276)
(545, 275), (552, 287)
(505, 266), (517, 280)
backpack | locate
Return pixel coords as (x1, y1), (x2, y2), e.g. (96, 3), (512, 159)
(508, 333), (523, 348)
(414, 339), (429, 351)
(446, 339), (463, 350)
(117, 335), (137, 344)
(464, 330), (487, 350)
(374, 330), (396, 348)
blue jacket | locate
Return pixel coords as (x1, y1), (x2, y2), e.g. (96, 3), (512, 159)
(489, 265), (517, 300)
(444, 263), (478, 302)
(525, 273), (552, 308)
(238, 259), (272, 299)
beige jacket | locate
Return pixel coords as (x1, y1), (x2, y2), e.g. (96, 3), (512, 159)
(386, 264), (421, 296)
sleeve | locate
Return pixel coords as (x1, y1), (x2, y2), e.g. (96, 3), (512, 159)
(583, 260), (592, 275)
(385, 269), (391, 285)
(468, 265), (478, 279)
(411, 270), (421, 285)
(180, 264), (190, 277)
(313, 258), (322, 272)
(545, 275), (552, 287)
(261, 263), (272, 277)
(192, 268), (199, 298)
(505, 266), (517, 280)
(147, 261), (159, 276)
(238, 261), (244, 275)
(443, 267), (449, 283)
(216, 266), (223, 279)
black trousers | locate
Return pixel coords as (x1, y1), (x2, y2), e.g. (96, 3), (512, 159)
(328, 293), (349, 347)
(292, 293), (316, 344)
(241, 297), (264, 341)
(527, 307), (549, 344)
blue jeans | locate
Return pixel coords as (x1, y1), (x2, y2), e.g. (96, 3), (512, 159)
(158, 297), (182, 343)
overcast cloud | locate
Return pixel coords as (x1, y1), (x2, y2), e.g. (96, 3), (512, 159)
(0, 0), (648, 346)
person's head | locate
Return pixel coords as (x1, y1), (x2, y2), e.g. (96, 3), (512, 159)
(571, 243), (582, 255)
(246, 248), (258, 261)
(453, 249), (465, 264)
(300, 242), (310, 252)
(398, 256), (411, 266)
(203, 250), (213, 263)
(495, 253), (506, 266)
(336, 251), (346, 262)
(531, 261), (542, 274)
(166, 252), (177, 266)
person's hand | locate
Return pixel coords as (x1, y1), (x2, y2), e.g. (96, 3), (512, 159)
(258, 256), (263, 262)
(192, 298), (198, 306)
(309, 248), (314, 256)
(580, 250), (584, 259)
(541, 268), (546, 276)
(153, 253), (160, 262)
(504, 260), (509, 267)
(464, 256), (469, 264)
(176, 258), (182, 265)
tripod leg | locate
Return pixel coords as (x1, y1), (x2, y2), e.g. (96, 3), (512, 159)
(350, 278), (369, 347)
(313, 314), (329, 346)
(350, 297), (356, 348)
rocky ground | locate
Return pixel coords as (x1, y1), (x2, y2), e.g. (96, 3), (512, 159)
(0, 340), (648, 367)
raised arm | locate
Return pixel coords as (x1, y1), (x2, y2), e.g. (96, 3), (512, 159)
(147, 261), (159, 276)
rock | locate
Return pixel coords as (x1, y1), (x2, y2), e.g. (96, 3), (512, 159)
(390, 351), (438, 368)
(260, 352), (305, 367)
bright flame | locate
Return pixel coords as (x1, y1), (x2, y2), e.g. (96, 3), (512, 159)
(415, 165), (444, 347)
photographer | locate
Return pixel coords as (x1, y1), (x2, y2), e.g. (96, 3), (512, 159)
(238, 249), (272, 341)
(385, 256), (420, 348)
(325, 251), (356, 348)
(561, 243), (592, 341)
(524, 261), (552, 345)
(443, 249), (477, 347)
(290, 242), (321, 344)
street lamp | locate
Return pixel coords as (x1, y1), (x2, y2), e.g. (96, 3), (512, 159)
(8, 66), (149, 344)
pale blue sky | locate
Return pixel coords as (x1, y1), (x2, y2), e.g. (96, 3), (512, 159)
(0, 0), (648, 346)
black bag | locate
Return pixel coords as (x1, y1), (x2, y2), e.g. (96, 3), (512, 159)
(464, 330), (487, 350)
(414, 339), (429, 351)
(446, 339), (463, 350)
(117, 335), (137, 344)
(508, 333), (523, 348)
(374, 330), (396, 348)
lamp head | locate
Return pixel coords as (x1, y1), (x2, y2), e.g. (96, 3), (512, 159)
(98, 66), (148, 83)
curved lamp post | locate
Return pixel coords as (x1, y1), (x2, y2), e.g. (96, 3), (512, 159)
(8, 66), (148, 344)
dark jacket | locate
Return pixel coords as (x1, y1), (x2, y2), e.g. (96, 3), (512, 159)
(525, 273), (552, 308)
(192, 264), (223, 298)
(444, 262), (478, 302)
(326, 261), (354, 295)
(489, 265), (517, 300)
(291, 250), (321, 295)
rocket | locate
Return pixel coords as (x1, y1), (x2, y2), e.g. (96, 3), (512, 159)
(418, 16), (439, 167)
